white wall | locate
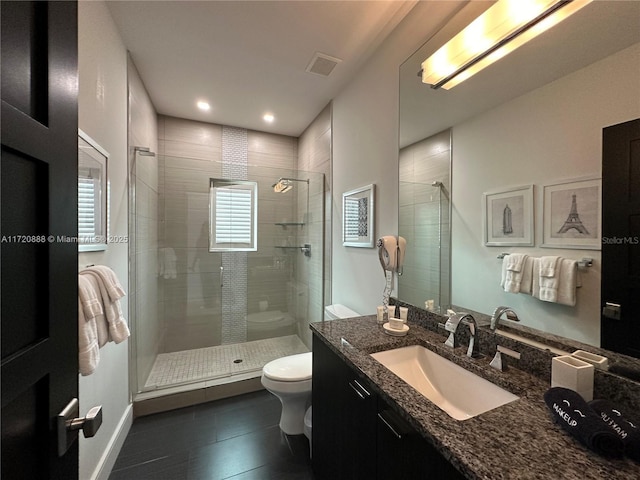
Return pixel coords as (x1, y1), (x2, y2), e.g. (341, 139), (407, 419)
(451, 42), (640, 346)
(78, 2), (132, 478)
(331, 3), (440, 316)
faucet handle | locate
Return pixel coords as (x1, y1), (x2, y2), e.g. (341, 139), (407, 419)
(438, 322), (457, 348)
(490, 345), (521, 371)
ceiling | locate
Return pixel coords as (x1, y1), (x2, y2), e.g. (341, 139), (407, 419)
(399, 1), (640, 147)
(106, 1), (640, 143)
(107, 0), (418, 137)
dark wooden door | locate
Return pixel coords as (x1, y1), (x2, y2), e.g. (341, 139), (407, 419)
(1, 1), (79, 478)
(601, 118), (640, 359)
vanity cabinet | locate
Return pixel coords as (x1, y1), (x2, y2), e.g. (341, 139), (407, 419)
(312, 334), (465, 479)
(312, 334), (377, 479)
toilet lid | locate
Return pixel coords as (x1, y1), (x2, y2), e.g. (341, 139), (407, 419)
(263, 352), (312, 381)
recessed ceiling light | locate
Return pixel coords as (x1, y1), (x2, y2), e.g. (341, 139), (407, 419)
(263, 113), (275, 123)
(197, 101), (211, 111)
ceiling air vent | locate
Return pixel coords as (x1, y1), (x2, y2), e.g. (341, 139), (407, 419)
(305, 52), (342, 77)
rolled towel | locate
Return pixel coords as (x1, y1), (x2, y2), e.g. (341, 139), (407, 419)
(543, 387), (624, 458)
(589, 399), (640, 463)
(609, 364), (640, 383)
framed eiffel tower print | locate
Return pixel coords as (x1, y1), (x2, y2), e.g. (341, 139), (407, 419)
(483, 185), (534, 246)
(542, 177), (601, 250)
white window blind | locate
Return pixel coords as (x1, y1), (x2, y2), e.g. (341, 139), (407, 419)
(78, 174), (97, 239)
(209, 180), (258, 252)
(215, 187), (252, 244)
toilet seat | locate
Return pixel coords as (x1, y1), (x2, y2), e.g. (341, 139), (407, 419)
(263, 352), (312, 382)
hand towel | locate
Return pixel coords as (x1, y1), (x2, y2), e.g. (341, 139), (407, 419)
(78, 298), (100, 376)
(556, 259), (579, 307)
(78, 274), (103, 320)
(79, 274), (109, 347)
(543, 387), (624, 458)
(519, 256), (534, 295)
(80, 270), (130, 344)
(159, 247), (178, 279)
(85, 265), (126, 301)
(589, 399), (640, 462)
(539, 256), (560, 303)
(502, 253), (528, 293)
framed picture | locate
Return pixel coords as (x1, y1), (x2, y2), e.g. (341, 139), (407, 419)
(542, 177), (601, 250)
(343, 184), (375, 247)
(483, 185), (534, 246)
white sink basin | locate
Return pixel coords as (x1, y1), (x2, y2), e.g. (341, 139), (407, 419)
(371, 345), (519, 421)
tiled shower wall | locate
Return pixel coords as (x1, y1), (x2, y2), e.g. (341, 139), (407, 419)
(157, 115), (300, 353)
(297, 103), (331, 347)
(127, 56), (159, 389)
(398, 129), (451, 308)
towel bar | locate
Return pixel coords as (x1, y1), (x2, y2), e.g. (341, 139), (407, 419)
(496, 253), (593, 268)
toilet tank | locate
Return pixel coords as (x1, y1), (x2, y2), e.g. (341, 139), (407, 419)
(324, 304), (361, 320)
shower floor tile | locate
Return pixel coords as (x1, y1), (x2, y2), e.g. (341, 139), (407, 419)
(144, 335), (309, 390)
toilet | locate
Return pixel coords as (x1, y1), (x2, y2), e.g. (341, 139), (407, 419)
(261, 351), (313, 435)
(261, 303), (361, 436)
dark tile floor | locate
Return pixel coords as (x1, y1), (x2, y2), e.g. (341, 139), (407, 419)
(109, 390), (314, 480)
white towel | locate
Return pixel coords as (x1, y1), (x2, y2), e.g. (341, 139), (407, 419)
(519, 256), (534, 295)
(556, 258), (580, 307)
(502, 254), (528, 293)
(78, 298), (100, 376)
(85, 265), (126, 301)
(159, 247), (177, 279)
(539, 256), (560, 302)
(80, 270), (130, 344)
(79, 273), (109, 347)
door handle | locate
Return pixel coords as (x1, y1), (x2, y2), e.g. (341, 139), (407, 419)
(602, 302), (621, 320)
(220, 266), (224, 287)
(57, 398), (103, 456)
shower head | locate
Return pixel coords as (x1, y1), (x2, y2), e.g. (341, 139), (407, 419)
(272, 177), (308, 193)
(134, 146), (156, 157)
(432, 181), (443, 187)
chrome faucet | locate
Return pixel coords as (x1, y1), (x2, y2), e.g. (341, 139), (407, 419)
(490, 306), (520, 331)
(443, 313), (480, 358)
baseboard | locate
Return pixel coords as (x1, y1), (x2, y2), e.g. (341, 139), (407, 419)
(92, 404), (133, 480)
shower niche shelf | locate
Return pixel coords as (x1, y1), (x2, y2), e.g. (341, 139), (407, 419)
(275, 222), (305, 227)
(275, 243), (312, 257)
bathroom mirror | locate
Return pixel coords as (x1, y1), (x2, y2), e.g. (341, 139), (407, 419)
(78, 129), (108, 252)
(397, 1), (640, 352)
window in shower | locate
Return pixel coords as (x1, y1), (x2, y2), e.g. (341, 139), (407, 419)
(209, 179), (258, 252)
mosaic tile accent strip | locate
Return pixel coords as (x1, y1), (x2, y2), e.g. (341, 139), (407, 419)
(221, 126), (249, 344)
(144, 335), (309, 390)
(222, 126), (248, 180)
(221, 251), (248, 344)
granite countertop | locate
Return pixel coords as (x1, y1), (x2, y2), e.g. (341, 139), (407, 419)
(311, 316), (640, 480)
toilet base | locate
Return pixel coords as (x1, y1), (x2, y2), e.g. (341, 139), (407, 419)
(275, 393), (310, 435)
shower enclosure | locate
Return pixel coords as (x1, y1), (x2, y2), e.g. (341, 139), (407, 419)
(129, 149), (324, 398)
(397, 130), (452, 310)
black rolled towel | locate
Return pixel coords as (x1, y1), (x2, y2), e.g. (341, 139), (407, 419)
(589, 398), (640, 463)
(544, 387), (624, 458)
(609, 364), (640, 383)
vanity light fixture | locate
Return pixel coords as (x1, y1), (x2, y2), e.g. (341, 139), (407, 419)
(263, 113), (275, 123)
(197, 100), (211, 111)
(421, 0), (592, 90)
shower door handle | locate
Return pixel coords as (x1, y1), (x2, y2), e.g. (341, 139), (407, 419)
(220, 266), (224, 287)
